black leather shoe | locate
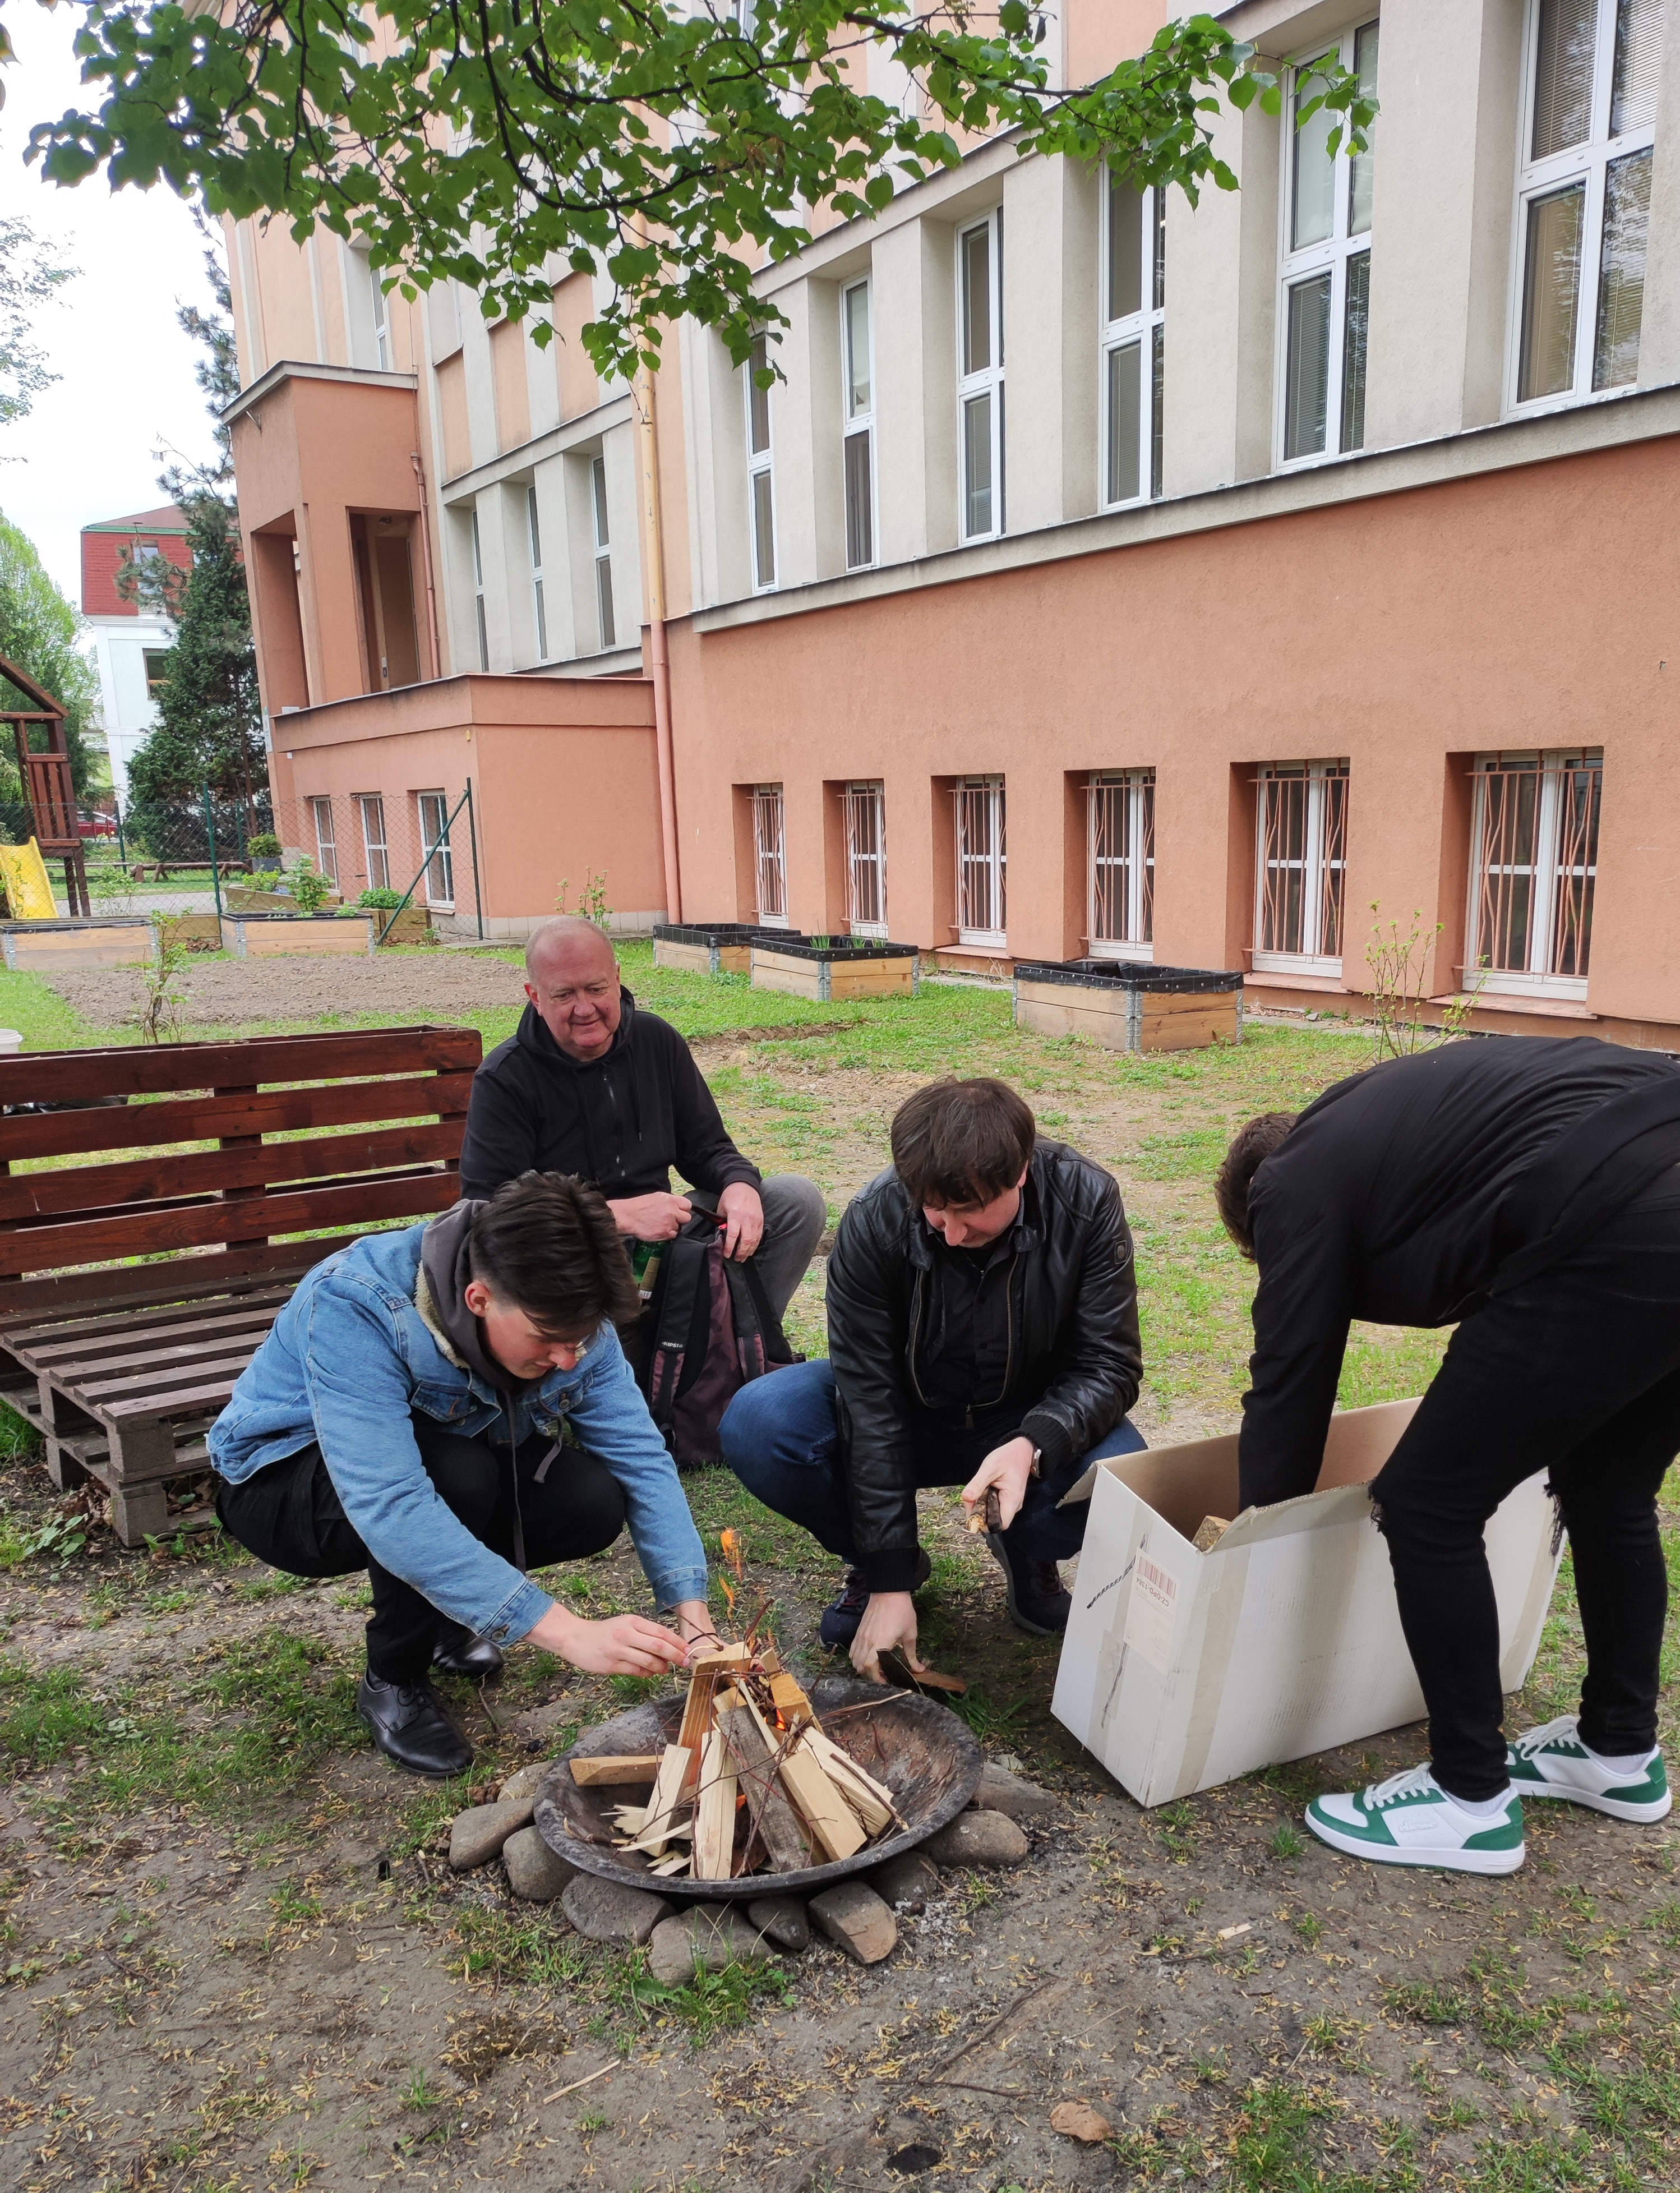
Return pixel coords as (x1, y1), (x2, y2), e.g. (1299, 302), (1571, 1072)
(819, 1549), (933, 1652)
(357, 1672), (474, 1778)
(432, 1625), (505, 1682)
(987, 1533), (1072, 1636)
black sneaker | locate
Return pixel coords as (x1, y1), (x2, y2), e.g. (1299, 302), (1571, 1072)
(987, 1533), (1072, 1636)
(432, 1625), (505, 1682)
(819, 1550), (933, 1652)
(357, 1671), (474, 1778)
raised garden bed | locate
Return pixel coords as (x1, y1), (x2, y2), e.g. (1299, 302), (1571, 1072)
(750, 936), (919, 1002)
(224, 887), (344, 914)
(0, 918), (153, 971)
(1013, 958), (1243, 1052)
(223, 913), (376, 960)
(371, 905), (432, 947)
(653, 922), (799, 975)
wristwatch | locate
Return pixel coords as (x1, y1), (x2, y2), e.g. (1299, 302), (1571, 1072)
(1028, 1445), (1043, 1480)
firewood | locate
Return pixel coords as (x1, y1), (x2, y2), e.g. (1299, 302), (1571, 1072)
(638, 1744), (694, 1854)
(648, 1851), (691, 1877)
(615, 1819), (693, 1854)
(609, 1803), (650, 1835)
(967, 1486), (1004, 1535)
(737, 1687), (866, 1862)
(716, 1702), (812, 1873)
(769, 1671), (815, 1727)
(880, 1650), (968, 1695)
(677, 1642), (750, 1791)
(569, 1754), (663, 1787)
(798, 1726), (897, 1836)
(693, 1728), (738, 1879)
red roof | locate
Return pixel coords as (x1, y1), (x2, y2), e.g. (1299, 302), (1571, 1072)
(81, 505), (192, 536)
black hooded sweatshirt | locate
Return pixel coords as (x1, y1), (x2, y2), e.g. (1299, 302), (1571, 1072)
(459, 987), (761, 1204)
(1240, 1035), (1680, 1511)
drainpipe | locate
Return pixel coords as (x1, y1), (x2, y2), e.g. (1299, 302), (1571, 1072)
(411, 449), (444, 682)
(630, 265), (683, 926)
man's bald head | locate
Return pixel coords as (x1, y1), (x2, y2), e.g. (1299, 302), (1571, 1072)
(523, 918), (622, 1061)
(525, 915), (616, 983)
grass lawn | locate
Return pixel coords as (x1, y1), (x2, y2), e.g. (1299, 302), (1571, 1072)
(0, 949), (1674, 2191)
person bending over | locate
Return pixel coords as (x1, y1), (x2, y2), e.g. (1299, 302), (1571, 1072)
(459, 916), (825, 1323)
(211, 1173), (714, 1778)
(1218, 1034), (1677, 1877)
(721, 1077), (1145, 1676)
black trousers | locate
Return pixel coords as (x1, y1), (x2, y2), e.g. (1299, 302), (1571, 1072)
(215, 1416), (626, 1682)
(1372, 1181), (1680, 1802)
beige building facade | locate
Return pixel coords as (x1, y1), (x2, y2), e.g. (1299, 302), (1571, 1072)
(224, 0), (1680, 1040)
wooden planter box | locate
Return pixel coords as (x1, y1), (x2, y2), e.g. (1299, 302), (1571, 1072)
(654, 922), (795, 975)
(224, 914), (376, 960)
(225, 887), (344, 914)
(1013, 960), (1244, 1052)
(751, 938), (920, 1002)
(0, 919), (153, 971)
(371, 906), (432, 947)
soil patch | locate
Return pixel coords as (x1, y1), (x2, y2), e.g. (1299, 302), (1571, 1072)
(41, 948), (527, 1034)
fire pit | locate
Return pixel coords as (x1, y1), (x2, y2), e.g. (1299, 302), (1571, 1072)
(534, 1676), (982, 1901)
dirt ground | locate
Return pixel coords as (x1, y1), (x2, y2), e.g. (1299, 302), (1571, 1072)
(43, 949), (528, 1035)
(1, 956), (1675, 2191)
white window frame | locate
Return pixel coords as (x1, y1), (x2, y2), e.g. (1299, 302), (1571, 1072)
(590, 454), (616, 650)
(525, 484), (549, 662)
(417, 789), (455, 911)
(370, 269), (391, 371)
(842, 277), (876, 571)
(469, 508), (488, 671)
(957, 209), (1005, 543)
(1253, 759), (1349, 975)
(358, 794), (391, 895)
(1276, 21), (1378, 469)
(1100, 175), (1165, 510)
(751, 785), (789, 925)
(954, 775), (1007, 947)
(746, 336), (778, 592)
(842, 781), (888, 936)
(1506, 0), (1660, 416)
(1465, 748), (1602, 1000)
(309, 795), (338, 889)
(1087, 770), (1155, 961)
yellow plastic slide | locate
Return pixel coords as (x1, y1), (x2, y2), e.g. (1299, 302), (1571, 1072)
(0, 837), (60, 920)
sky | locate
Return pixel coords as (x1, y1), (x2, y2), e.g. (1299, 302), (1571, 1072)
(1, 5), (222, 606)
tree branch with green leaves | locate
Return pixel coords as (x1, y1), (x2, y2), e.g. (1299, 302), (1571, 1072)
(19, 1), (1373, 381)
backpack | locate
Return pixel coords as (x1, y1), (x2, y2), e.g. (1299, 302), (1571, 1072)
(631, 1208), (801, 1468)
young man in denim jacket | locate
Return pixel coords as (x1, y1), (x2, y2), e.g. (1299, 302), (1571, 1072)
(211, 1174), (714, 1777)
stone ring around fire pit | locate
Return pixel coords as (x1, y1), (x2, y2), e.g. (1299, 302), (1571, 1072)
(533, 1675), (984, 1901)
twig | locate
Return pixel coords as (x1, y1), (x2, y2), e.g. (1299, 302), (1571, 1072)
(927, 1976), (1065, 2080)
(541, 2062), (616, 2104)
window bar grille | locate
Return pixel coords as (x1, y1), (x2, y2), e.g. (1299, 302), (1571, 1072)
(842, 782), (887, 933)
(1087, 773), (1155, 950)
(752, 786), (788, 924)
(954, 778), (1006, 942)
(1471, 754), (1601, 981)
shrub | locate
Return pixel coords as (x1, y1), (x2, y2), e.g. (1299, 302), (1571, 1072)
(290, 859), (332, 914)
(248, 832), (282, 860)
(358, 887), (403, 909)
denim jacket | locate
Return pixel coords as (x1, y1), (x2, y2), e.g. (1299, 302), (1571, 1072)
(209, 1220), (709, 1642)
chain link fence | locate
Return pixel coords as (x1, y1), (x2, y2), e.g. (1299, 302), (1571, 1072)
(1, 784), (483, 941)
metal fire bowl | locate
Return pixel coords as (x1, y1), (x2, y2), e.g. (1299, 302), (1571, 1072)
(533, 1675), (983, 1901)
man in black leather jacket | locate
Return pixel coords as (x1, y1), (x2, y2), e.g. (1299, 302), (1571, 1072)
(720, 1077), (1144, 1674)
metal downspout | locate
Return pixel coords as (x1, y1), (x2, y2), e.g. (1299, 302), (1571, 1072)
(411, 449), (444, 682)
(631, 302), (683, 927)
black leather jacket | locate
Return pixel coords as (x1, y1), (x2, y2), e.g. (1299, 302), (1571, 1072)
(825, 1141), (1143, 1591)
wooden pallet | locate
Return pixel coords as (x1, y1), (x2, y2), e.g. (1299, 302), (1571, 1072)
(0, 1026), (482, 1544)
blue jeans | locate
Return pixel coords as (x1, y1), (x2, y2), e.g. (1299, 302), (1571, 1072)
(719, 1358), (1146, 1568)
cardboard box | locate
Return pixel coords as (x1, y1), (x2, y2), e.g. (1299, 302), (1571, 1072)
(1051, 1399), (1562, 1807)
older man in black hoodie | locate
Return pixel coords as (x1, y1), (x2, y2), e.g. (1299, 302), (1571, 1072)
(461, 918), (825, 1319)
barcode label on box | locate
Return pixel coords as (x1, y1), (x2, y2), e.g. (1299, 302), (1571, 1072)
(1122, 1551), (1179, 1674)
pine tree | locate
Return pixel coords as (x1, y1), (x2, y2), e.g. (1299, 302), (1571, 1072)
(122, 231), (266, 828)
(127, 495), (263, 814)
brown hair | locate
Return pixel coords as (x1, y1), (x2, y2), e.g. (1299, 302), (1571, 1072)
(470, 1172), (641, 1330)
(890, 1077), (1037, 1209)
(1214, 1112), (1299, 1258)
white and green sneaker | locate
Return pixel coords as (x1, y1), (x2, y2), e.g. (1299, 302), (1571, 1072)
(1304, 1764), (1526, 1875)
(1506, 1715), (1672, 1825)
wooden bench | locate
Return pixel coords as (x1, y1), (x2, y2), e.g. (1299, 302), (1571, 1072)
(0, 1025), (482, 1544)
